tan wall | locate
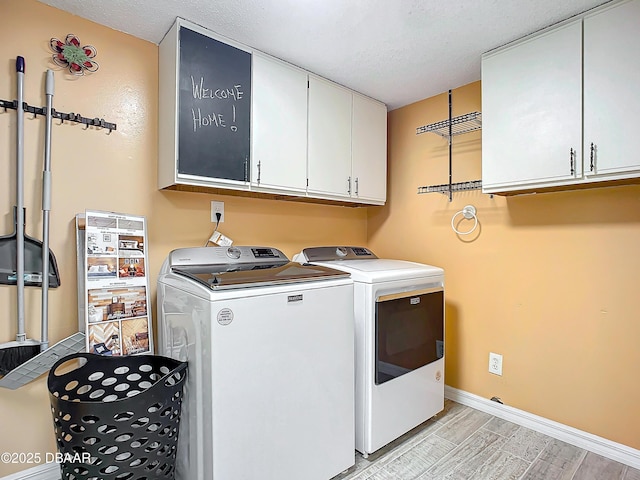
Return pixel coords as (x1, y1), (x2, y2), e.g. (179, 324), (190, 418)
(368, 81), (640, 450)
(2, 2), (639, 476)
(0, 1), (367, 475)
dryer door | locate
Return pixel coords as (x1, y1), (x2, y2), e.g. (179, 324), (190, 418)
(375, 287), (444, 385)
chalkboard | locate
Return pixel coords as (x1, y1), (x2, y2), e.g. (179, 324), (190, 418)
(177, 26), (251, 181)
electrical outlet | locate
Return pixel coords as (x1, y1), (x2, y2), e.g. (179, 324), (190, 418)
(211, 201), (224, 223)
(489, 352), (503, 376)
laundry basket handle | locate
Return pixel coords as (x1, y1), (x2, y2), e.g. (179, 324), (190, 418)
(162, 360), (188, 388)
(48, 352), (187, 385)
(48, 352), (94, 379)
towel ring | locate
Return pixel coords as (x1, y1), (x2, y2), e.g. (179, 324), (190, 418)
(451, 205), (478, 235)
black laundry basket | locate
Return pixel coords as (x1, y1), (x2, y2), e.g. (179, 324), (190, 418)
(47, 353), (187, 480)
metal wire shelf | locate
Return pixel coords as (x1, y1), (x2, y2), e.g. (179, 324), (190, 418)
(418, 180), (482, 195)
(416, 90), (483, 201)
(416, 111), (481, 138)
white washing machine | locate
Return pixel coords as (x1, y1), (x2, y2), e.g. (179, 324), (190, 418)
(294, 246), (445, 456)
(157, 246), (355, 480)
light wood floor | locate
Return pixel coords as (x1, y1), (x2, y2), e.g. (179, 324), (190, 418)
(333, 400), (640, 480)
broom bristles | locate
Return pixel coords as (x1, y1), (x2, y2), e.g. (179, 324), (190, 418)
(0, 344), (41, 376)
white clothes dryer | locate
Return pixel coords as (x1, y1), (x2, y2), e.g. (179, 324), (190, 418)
(158, 246), (355, 480)
(294, 246), (445, 456)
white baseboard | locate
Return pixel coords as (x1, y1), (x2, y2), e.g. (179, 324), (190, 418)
(445, 385), (640, 470)
(4, 390), (639, 479)
(0, 463), (59, 480)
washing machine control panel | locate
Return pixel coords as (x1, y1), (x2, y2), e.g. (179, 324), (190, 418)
(251, 247), (279, 258)
(168, 246), (289, 269)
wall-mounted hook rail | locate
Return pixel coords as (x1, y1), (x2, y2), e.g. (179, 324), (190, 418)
(0, 98), (116, 133)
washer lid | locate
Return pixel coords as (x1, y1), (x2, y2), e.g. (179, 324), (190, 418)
(173, 262), (350, 290)
(166, 246), (350, 290)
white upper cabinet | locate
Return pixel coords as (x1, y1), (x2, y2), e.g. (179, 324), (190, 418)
(160, 18), (387, 205)
(481, 20), (583, 193)
(352, 93), (387, 204)
(307, 75), (354, 199)
(482, 0), (640, 194)
(583, 0), (640, 179)
(307, 76), (388, 205)
(251, 53), (308, 192)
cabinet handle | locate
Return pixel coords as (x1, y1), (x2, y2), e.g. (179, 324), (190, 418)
(570, 148), (575, 175)
(257, 160), (261, 185)
(355, 177), (359, 196)
(590, 143), (595, 172)
(347, 176), (352, 195)
(244, 158), (248, 182)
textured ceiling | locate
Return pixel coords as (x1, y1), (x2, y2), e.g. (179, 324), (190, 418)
(39, 0), (611, 110)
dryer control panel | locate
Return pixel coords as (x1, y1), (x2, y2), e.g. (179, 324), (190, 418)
(301, 246), (378, 262)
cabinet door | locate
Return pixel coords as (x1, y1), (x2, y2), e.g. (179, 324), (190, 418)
(307, 76), (353, 198)
(177, 24), (252, 182)
(584, 0), (640, 179)
(252, 54), (308, 192)
(482, 21), (582, 193)
(159, 19), (252, 190)
(352, 94), (387, 204)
